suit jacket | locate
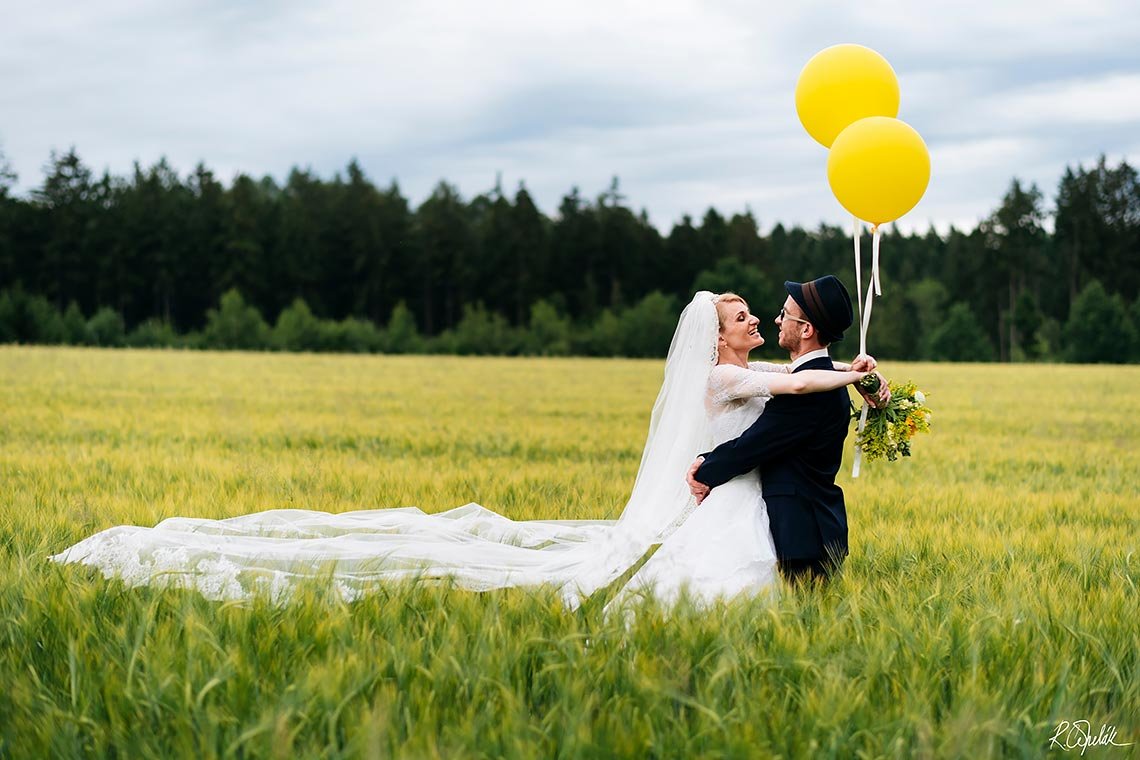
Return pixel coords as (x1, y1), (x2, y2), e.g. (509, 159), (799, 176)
(695, 356), (850, 563)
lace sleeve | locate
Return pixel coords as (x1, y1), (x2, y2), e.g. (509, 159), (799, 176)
(748, 361), (789, 374)
(708, 364), (774, 406)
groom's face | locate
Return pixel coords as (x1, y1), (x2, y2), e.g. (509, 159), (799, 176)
(776, 296), (809, 353)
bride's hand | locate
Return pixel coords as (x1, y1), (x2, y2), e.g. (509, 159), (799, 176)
(854, 371), (891, 407)
(850, 354), (877, 372)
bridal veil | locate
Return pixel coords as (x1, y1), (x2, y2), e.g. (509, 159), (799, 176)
(52, 292), (721, 607)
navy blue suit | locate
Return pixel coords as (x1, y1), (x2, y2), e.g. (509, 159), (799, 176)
(694, 356), (850, 576)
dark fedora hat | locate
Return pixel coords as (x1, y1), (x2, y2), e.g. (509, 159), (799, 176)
(784, 275), (853, 344)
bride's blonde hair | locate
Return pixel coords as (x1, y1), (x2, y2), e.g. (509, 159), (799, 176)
(713, 292), (747, 330)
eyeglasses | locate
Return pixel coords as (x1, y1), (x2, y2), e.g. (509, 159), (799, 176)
(777, 308), (811, 325)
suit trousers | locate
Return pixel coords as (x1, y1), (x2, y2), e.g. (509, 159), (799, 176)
(778, 557), (842, 585)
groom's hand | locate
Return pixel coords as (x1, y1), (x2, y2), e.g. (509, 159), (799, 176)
(687, 458), (711, 504)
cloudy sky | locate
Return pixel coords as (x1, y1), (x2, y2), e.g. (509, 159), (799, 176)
(2, 0), (1138, 233)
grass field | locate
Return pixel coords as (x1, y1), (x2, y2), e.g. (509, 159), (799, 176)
(1, 346), (1137, 758)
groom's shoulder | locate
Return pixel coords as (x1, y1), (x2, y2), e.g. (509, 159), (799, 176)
(791, 356), (835, 372)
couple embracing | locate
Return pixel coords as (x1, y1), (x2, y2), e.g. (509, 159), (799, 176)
(54, 276), (886, 609)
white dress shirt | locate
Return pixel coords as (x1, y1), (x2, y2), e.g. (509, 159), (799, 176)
(789, 348), (831, 371)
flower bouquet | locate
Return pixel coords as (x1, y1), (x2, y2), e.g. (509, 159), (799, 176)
(852, 375), (932, 462)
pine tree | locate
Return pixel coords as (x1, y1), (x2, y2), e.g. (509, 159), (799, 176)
(1064, 280), (1134, 363)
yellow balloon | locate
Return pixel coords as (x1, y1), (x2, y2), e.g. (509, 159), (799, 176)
(795, 44), (900, 148)
(827, 116), (930, 225)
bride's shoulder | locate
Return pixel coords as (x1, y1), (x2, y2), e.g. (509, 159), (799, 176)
(747, 360), (789, 374)
(707, 362), (774, 405)
(707, 363), (755, 388)
(708, 362), (781, 382)
(709, 363), (750, 379)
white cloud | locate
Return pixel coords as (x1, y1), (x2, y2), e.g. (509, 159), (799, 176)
(930, 137), (1041, 176)
(990, 73), (1140, 127)
(1, 0), (1138, 234)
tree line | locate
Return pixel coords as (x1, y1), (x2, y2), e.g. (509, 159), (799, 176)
(0, 146), (1137, 362)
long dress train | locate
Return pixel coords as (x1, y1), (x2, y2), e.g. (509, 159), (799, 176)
(51, 294), (781, 608)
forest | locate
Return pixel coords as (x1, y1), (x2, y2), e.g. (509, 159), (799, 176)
(0, 147), (1136, 362)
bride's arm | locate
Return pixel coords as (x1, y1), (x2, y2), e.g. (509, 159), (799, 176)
(750, 355), (878, 373)
(711, 364), (864, 402)
(764, 369), (864, 396)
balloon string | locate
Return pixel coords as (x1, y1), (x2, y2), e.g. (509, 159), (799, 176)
(872, 224), (882, 296)
(853, 404), (868, 478)
(854, 225), (882, 478)
(858, 225), (883, 351)
(859, 267), (874, 358)
(853, 215), (864, 355)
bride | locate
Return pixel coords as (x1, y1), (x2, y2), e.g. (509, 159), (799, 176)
(51, 291), (873, 608)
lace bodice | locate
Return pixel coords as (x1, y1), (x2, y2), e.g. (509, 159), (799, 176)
(705, 361), (784, 445)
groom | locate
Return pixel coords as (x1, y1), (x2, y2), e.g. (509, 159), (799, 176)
(686, 275), (882, 585)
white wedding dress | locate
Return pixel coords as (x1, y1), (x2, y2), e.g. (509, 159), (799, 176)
(610, 362), (779, 607)
(51, 293), (781, 609)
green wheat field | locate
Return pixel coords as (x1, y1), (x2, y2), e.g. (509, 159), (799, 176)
(1, 347), (1137, 758)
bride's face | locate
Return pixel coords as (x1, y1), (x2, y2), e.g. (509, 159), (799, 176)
(718, 301), (764, 353)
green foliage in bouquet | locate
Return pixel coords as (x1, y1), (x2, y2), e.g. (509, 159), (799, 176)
(853, 378), (932, 462)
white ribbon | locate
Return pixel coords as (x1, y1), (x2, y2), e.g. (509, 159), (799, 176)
(858, 225), (882, 358)
(852, 222), (883, 478)
(853, 215), (863, 352)
(853, 405), (869, 478)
